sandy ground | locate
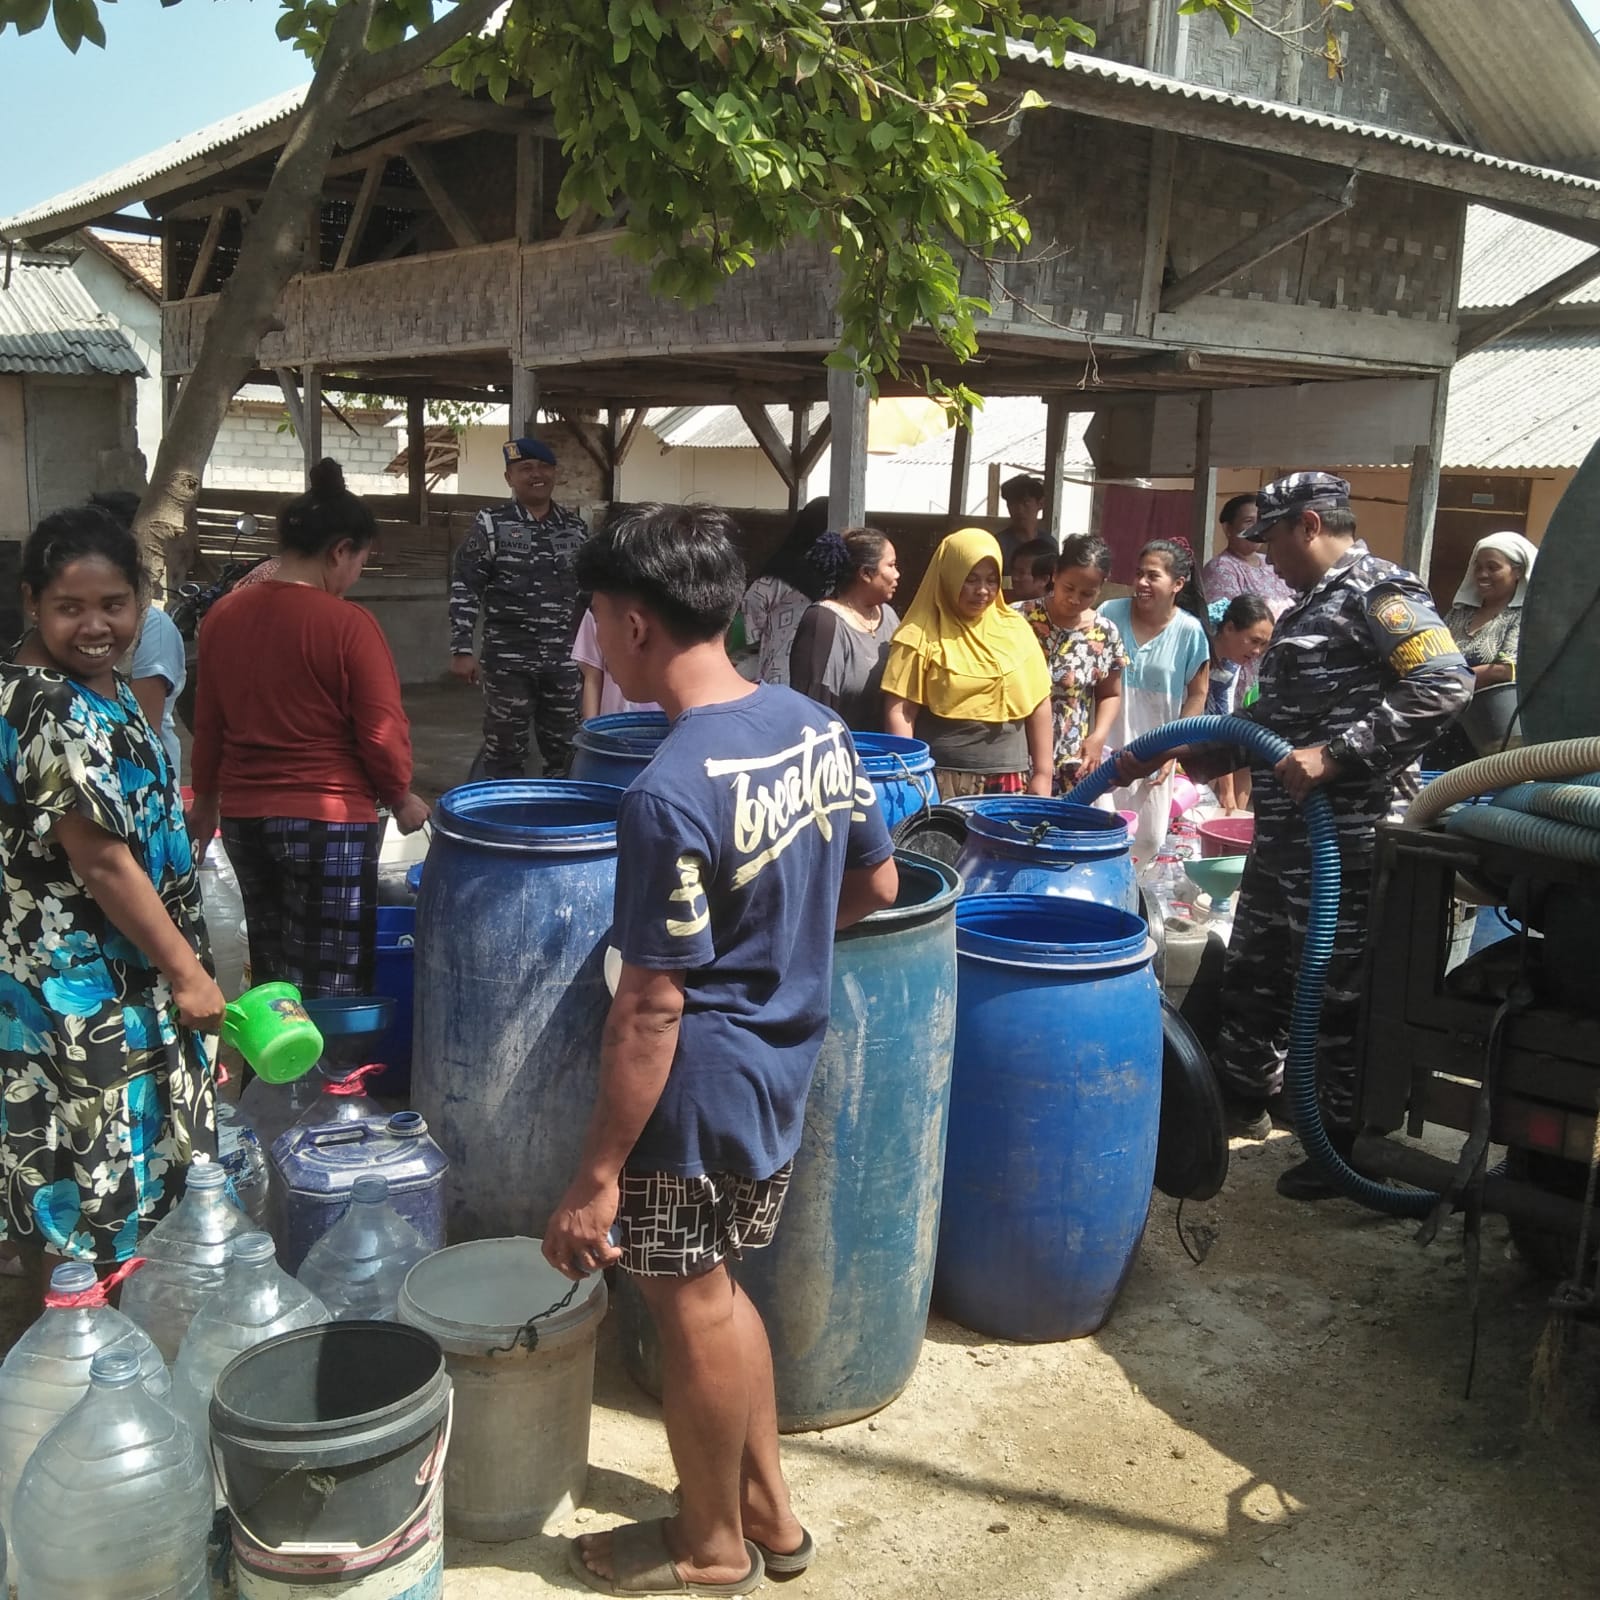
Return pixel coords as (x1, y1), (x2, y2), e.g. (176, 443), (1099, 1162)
(436, 1126), (1600, 1599)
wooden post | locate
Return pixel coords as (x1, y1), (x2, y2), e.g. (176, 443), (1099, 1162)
(788, 405), (804, 513)
(986, 461), (1002, 517)
(301, 366), (322, 480)
(1043, 398), (1070, 542)
(1190, 391), (1217, 559)
(514, 133), (541, 245)
(407, 394), (427, 523)
(510, 366), (540, 437)
(827, 366), (868, 526)
(948, 417), (973, 519)
(1402, 373), (1450, 585)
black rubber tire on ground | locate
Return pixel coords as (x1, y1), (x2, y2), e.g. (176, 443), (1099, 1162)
(1504, 1147), (1600, 1280)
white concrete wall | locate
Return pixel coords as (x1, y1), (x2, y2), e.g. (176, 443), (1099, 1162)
(69, 249), (161, 479)
(207, 408), (401, 495)
(621, 432), (790, 508)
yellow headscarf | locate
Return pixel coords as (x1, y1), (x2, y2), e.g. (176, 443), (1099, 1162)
(881, 528), (1052, 722)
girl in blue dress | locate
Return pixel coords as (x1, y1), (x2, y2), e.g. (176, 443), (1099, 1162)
(0, 507), (222, 1287)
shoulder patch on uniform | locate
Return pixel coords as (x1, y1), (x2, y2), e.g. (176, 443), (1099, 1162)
(1371, 594), (1417, 635)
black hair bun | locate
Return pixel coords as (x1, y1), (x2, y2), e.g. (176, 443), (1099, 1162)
(308, 457), (347, 498)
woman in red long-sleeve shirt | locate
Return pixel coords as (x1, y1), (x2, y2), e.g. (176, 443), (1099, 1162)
(188, 459), (429, 998)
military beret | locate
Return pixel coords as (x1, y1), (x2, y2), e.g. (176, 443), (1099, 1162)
(503, 437), (557, 466)
(1245, 471), (1351, 539)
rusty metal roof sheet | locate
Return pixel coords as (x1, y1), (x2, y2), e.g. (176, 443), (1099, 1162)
(0, 253), (146, 377)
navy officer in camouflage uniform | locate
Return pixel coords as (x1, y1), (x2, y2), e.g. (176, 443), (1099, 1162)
(450, 437), (588, 777)
(1120, 472), (1471, 1200)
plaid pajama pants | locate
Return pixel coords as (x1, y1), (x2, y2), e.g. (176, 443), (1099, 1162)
(222, 817), (384, 1000)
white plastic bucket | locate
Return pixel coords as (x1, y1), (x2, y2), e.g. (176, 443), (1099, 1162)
(397, 1237), (607, 1542)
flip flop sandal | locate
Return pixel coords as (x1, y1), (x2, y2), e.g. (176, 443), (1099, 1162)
(567, 1519), (765, 1597)
(752, 1526), (816, 1577)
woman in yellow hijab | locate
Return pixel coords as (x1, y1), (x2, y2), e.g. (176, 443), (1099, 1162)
(882, 528), (1054, 797)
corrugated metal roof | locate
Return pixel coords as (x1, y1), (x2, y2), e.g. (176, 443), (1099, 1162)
(1442, 328), (1600, 470)
(0, 253), (146, 377)
(648, 404), (828, 451)
(1399, 0), (1600, 170)
(1008, 41), (1600, 198)
(0, 86), (307, 241)
(891, 396), (1091, 473)
(1458, 204), (1600, 311)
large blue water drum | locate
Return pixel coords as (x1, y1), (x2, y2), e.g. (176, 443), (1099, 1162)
(936, 894), (1161, 1341)
(413, 780), (622, 1239)
(569, 711), (671, 790)
(954, 798), (1137, 912)
(852, 733), (939, 830)
(617, 850), (962, 1431)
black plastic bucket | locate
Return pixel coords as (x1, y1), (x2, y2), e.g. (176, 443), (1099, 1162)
(211, 1322), (451, 1560)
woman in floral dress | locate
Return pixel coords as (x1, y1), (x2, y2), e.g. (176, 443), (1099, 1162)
(0, 507), (222, 1286)
(1015, 534), (1129, 794)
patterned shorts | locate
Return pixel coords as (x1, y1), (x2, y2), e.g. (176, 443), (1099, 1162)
(934, 768), (1028, 799)
(617, 1162), (794, 1278)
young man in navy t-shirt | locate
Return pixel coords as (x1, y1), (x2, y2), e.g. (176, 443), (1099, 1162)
(544, 504), (897, 1597)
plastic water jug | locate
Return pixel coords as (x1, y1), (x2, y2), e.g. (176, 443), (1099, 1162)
(297, 1176), (431, 1322)
(172, 1233), (327, 1470)
(272, 1111), (447, 1273)
(289, 1061), (385, 1130)
(119, 1158), (254, 1362)
(0, 1262), (170, 1570)
(197, 838), (248, 1001)
(237, 1071), (323, 1154)
(215, 1098), (271, 1230)
(11, 1345), (212, 1600)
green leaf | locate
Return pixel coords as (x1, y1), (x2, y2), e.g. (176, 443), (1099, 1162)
(794, 49), (820, 81)
(868, 120), (896, 152)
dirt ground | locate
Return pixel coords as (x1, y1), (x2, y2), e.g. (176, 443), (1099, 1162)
(438, 1125), (1600, 1599)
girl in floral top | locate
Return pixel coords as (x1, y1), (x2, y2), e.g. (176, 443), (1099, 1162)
(0, 508), (222, 1286)
(1015, 535), (1129, 793)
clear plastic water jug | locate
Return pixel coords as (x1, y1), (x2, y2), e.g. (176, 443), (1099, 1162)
(119, 1158), (254, 1362)
(11, 1344), (212, 1600)
(297, 1175), (431, 1322)
(238, 1071), (323, 1154)
(171, 1232), (327, 1471)
(289, 1061), (384, 1130)
(0, 1262), (170, 1571)
(215, 1098), (271, 1230)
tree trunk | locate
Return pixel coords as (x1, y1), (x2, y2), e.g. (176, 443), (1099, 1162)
(131, 0), (503, 589)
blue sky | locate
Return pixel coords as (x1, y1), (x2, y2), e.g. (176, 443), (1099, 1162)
(3, 0), (1600, 218)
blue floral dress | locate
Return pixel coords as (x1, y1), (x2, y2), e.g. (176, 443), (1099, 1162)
(0, 663), (217, 1262)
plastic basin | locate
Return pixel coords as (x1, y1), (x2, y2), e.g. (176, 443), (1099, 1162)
(1198, 816), (1254, 858)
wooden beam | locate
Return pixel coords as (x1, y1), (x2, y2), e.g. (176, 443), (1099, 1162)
(1042, 397), (1070, 539)
(1190, 391), (1216, 557)
(1162, 175), (1357, 311)
(1356, 0), (1481, 146)
(827, 366), (868, 527)
(558, 203), (596, 241)
(510, 367), (540, 435)
(735, 398), (798, 489)
(1456, 250), (1600, 358)
(401, 145), (484, 248)
(556, 410), (610, 478)
(407, 394), (427, 522)
(334, 160), (384, 272)
(1476, 199), (1600, 253)
(1402, 374), (1450, 582)
(185, 207), (229, 300)
(948, 417), (973, 518)
(795, 413), (832, 481)
(273, 368), (307, 440)
(301, 366), (323, 477)
(615, 406), (648, 469)
(1137, 132), (1175, 337)
(515, 132), (541, 245)
(86, 213), (166, 237)
(787, 405), (805, 513)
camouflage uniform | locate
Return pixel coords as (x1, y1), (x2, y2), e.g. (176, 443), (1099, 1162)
(449, 499), (587, 777)
(1194, 531), (1470, 1129)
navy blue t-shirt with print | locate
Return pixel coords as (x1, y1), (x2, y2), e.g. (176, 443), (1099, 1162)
(615, 682), (894, 1181)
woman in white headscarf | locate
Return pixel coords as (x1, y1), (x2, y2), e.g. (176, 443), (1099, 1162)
(1444, 530), (1539, 689)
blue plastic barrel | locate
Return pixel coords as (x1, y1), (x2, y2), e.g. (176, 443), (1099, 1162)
(372, 905), (415, 1096)
(852, 733), (939, 831)
(954, 798), (1137, 912)
(412, 780), (622, 1239)
(935, 894), (1161, 1341)
(569, 711), (671, 790)
(617, 851), (962, 1431)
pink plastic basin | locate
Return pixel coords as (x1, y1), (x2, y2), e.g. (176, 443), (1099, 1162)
(1198, 816), (1255, 858)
